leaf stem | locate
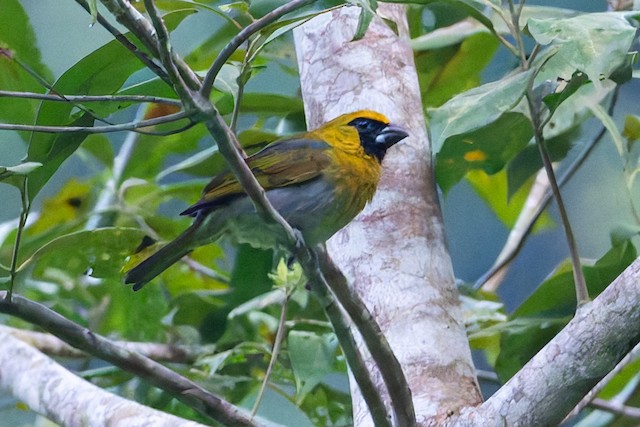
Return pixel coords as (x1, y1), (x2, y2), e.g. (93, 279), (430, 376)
(7, 178), (30, 300)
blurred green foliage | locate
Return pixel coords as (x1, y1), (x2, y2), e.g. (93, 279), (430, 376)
(0, 0), (639, 425)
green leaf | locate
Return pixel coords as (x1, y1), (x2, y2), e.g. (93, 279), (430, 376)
(435, 112), (534, 193)
(351, 0), (377, 41)
(416, 32), (499, 108)
(542, 70), (590, 115)
(494, 317), (567, 381)
(26, 113), (95, 199)
(25, 39), (149, 200)
(506, 127), (575, 198)
(0, 162), (42, 188)
(156, 128), (274, 179)
(528, 12), (637, 83)
(515, 240), (637, 319)
(288, 331), (339, 402)
(428, 69), (532, 154)
(98, 277), (169, 341)
(0, 0), (53, 132)
(214, 63), (241, 97)
(18, 227), (147, 280)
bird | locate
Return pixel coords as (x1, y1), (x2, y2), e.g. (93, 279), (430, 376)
(124, 110), (408, 290)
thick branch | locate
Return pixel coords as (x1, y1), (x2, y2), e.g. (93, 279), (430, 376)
(99, 0), (201, 90)
(295, 5), (482, 425)
(0, 293), (258, 427)
(453, 257), (640, 426)
(0, 332), (206, 427)
(0, 325), (206, 363)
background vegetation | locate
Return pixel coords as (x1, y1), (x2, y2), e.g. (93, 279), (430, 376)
(0, 0), (639, 426)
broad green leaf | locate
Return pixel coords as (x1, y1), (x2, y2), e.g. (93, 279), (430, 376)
(542, 70), (590, 116)
(351, 0), (378, 41)
(26, 112), (95, 199)
(214, 63), (241, 97)
(428, 69), (532, 154)
(122, 124), (208, 180)
(494, 317), (567, 381)
(506, 127), (575, 198)
(415, 32), (499, 108)
(98, 277), (169, 341)
(242, 385), (315, 427)
(25, 39), (147, 200)
(27, 179), (92, 235)
(528, 12), (637, 83)
(0, 0), (53, 132)
(514, 240), (637, 318)
(435, 112), (534, 193)
(288, 330), (339, 402)
(18, 227), (147, 279)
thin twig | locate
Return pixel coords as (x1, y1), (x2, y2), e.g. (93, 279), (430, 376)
(526, 83), (589, 306)
(143, 0), (192, 100)
(0, 110), (191, 134)
(0, 292), (258, 427)
(7, 178), (30, 300)
(99, 0), (201, 90)
(251, 291), (288, 417)
(0, 90), (181, 105)
(0, 325), (207, 363)
(476, 87), (620, 290)
(508, 0), (528, 68)
(564, 341), (640, 422)
(589, 398), (640, 419)
(74, 0), (171, 85)
(200, 0), (316, 98)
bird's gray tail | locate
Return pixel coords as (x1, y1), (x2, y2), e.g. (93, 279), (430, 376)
(124, 225), (197, 291)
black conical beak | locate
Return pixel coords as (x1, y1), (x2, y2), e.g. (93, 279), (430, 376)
(376, 124), (409, 149)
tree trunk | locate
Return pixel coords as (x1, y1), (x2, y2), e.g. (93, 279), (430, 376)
(294, 5), (482, 425)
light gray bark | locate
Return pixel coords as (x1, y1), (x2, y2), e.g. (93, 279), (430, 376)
(0, 332), (206, 427)
(453, 257), (640, 426)
(294, 5), (482, 426)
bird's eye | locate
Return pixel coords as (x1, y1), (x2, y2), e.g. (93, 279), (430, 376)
(348, 118), (384, 132)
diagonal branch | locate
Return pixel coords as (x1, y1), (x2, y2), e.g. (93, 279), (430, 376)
(0, 331), (208, 427)
(454, 258), (640, 426)
(200, 0), (317, 99)
(0, 292), (259, 427)
(98, 0), (201, 90)
(74, 0), (171, 85)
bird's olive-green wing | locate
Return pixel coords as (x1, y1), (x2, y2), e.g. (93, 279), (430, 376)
(181, 138), (332, 216)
